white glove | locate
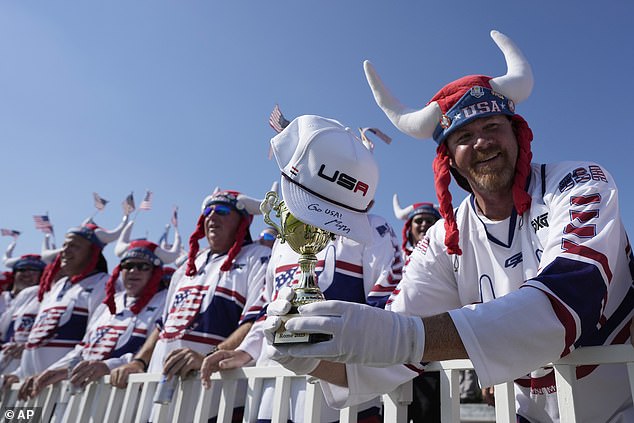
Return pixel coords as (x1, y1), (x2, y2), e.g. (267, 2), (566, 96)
(263, 286), (319, 374)
(275, 300), (425, 366)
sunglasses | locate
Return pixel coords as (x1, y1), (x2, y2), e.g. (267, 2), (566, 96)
(261, 233), (276, 241)
(203, 204), (232, 217)
(120, 262), (153, 271)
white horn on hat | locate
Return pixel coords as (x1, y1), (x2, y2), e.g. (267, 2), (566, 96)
(3, 240), (18, 268)
(95, 214), (129, 245)
(488, 30), (534, 104)
(392, 194), (414, 221)
(364, 30), (533, 140)
(155, 226), (182, 264)
(41, 234), (61, 264)
(114, 219), (134, 258)
(364, 60), (442, 140)
(238, 193), (264, 216)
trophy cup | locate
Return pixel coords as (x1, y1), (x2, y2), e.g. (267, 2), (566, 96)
(261, 190), (334, 345)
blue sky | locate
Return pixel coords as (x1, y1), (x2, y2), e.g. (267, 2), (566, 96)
(1, 2), (633, 267)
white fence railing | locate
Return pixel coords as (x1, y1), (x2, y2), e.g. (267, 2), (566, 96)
(0, 344), (632, 422)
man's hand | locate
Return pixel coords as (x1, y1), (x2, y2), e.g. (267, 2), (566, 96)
(109, 360), (145, 389)
(162, 348), (204, 378)
(270, 300), (425, 366)
(30, 369), (67, 398)
(17, 375), (36, 401)
(482, 386), (495, 406)
(2, 343), (25, 360)
(69, 360), (110, 388)
(2, 374), (19, 389)
(200, 350), (253, 389)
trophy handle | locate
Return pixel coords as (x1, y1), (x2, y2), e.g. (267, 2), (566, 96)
(260, 191), (284, 241)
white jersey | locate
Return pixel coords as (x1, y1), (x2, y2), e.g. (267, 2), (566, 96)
(0, 291), (13, 319)
(321, 162), (634, 423)
(0, 286), (39, 374)
(14, 272), (109, 378)
(147, 242), (269, 422)
(48, 289), (166, 371)
(239, 214), (402, 422)
(149, 242), (270, 372)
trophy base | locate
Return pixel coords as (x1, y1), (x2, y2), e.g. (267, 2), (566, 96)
(273, 312), (333, 345)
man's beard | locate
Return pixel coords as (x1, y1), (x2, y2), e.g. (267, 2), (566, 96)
(465, 149), (516, 193)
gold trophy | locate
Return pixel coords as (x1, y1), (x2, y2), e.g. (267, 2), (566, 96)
(261, 191), (334, 344)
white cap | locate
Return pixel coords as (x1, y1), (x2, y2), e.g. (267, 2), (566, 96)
(270, 115), (379, 243)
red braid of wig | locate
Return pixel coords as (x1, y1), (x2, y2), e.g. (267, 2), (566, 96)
(220, 216), (250, 272)
(38, 255), (62, 301)
(130, 267), (163, 315)
(185, 214), (207, 276)
(104, 265), (120, 314)
(401, 220), (413, 257)
(433, 143), (462, 256)
(511, 115), (533, 215)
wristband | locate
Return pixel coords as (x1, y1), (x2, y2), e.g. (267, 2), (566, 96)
(132, 357), (148, 371)
(206, 346), (219, 357)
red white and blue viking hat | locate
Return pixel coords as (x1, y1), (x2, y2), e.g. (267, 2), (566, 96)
(270, 115), (379, 244)
(365, 30), (534, 255)
(392, 194), (440, 253)
(38, 215), (128, 301)
(105, 220), (181, 315)
(185, 188), (263, 276)
(3, 240), (47, 273)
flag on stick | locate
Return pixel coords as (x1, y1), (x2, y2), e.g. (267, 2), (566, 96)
(0, 229), (20, 238)
(33, 215), (54, 234)
(268, 104), (291, 159)
(171, 206), (179, 227)
(359, 127), (392, 152)
(93, 192), (109, 211)
(122, 192), (135, 216)
(139, 191), (153, 211)
(269, 104), (290, 134)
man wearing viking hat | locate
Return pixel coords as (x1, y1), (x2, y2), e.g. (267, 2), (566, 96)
(0, 243), (48, 376)
(264, 31), (634, 422)
(392, 194), (440, 263)
(109, 189), (270, 420)
(5, 216), (126, 396)
(25, 220), (180, 399)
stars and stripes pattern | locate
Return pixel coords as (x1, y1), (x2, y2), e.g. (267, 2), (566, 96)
(269, 104), (290, 134)
(33, 215), (54, 234)
(359, 127), (392, 152)
(93, 192), (109, 211)
(160, 285), (205, 340)
(171, 206), (179, 227)
(122, 192), (135, 215)
(139, 190), (153, 211)
(26, 306), (68, 348)
(0, 229), (20, 238)
(82, 325), (127, 360)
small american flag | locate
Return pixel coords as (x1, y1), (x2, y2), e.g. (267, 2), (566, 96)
(93, 192), (109, 211)
(359, 127), (392, 152)
(33, 215), (54, 234)
(122, 192), (135, 215)
(139, 191), (153, 211)
(171, 206), (179, 227)
(269, 104), (290, 134)
(0, 229), (20, 238)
